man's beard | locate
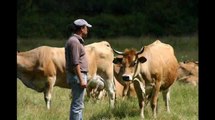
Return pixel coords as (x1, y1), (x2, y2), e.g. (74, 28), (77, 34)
(82, 33), (87, 38)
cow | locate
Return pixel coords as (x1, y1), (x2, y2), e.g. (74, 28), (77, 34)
(177, 60), (198, 86)
(114, 62), (136, 99)
(112, 40), (179, 119)
(17, 41), (115, 109)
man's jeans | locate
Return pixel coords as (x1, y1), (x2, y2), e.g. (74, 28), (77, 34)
(67, 72), (87, 120)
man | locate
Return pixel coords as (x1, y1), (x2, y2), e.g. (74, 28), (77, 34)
(65, 19), (92, 120)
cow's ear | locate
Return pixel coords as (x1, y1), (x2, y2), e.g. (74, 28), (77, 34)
(138, 56), (147, 63)
(113, 58), (123, 64)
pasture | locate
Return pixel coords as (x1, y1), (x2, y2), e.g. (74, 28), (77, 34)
(17, 35), (198, 120)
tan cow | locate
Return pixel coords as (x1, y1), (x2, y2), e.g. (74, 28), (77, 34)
(114, 62), (136, 99)
(112, 40), (179, 119)
(177, 60), (198, 86)
(17, 41), (115, 109)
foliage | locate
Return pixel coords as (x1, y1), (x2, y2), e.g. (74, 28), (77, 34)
(17, 0), (198, 38)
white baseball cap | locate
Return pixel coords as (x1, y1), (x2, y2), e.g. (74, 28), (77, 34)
(74, 19), (92, 27)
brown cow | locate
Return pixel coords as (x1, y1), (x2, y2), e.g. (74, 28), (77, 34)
(177, 60), (198, 86)
(114, 62), (136, 99)
(113, 40), (179, 119)
(17, 41), (115, 109)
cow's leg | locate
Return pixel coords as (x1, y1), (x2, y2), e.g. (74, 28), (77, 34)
(102, 67), (116, 109)
(104, 77), (115, 109)
(102, 72), (116, 109)
(122, 83), (129, 100)
(133, 78), (145, 119)
(144, 85), (153, 107)
(97, 90), (104, 100)
(86, 87), (92, 98)
(150, 81), (161, 118)
(93, 84), (101, 100)
(162, 88), (170, 113)
(156, 98), (159, 113)
(44, 76), (56, 109)
(97, 82), (105, 100)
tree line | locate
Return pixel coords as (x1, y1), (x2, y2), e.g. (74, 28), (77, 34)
(17, 0), (198, 38)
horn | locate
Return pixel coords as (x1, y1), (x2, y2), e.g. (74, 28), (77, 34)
(137, 47), (144, 55)
(112, 48), (125, 55)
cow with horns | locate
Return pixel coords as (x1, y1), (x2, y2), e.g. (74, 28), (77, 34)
(112, 40), (179, 119)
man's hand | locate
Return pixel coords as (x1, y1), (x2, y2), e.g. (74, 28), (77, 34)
(75, 65), (87, 88)
(80, 81), (87, 88)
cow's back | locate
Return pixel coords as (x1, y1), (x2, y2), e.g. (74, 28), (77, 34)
(17, 46), (64, 91)
(85, 41), (114, 79)
(50, 47), (69, 88)
(141, 40), (179, 90)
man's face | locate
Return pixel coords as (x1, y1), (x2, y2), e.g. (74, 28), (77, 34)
(81, 26), (88, 38)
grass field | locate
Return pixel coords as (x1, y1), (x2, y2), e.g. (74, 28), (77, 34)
(17, 35), (198, 120)
(17, 80), (198, 120)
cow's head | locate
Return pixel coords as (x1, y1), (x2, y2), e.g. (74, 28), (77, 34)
(177, 60), (199, 80)
(113, 47), (147, 82)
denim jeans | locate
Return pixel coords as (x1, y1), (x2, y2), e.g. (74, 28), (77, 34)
(67, 72), (87, 120)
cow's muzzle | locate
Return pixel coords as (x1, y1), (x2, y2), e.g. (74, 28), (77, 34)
(122, 75), (132, 81)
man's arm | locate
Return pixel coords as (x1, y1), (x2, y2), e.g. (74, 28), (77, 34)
(75, 64), (87, 88)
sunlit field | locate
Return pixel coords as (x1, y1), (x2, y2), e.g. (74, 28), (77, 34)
(17, 80), (198, 120)
(17, 35), (198, 120)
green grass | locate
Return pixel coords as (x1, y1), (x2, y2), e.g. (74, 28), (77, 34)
(17, 80), (198, 120)
(17, 35), (198, 119)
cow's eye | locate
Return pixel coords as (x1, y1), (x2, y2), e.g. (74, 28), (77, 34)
(119, 64), (124, 67)
(130, 61), (137, 67)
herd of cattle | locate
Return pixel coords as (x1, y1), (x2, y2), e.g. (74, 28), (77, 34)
(17, 40), (198, 119)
